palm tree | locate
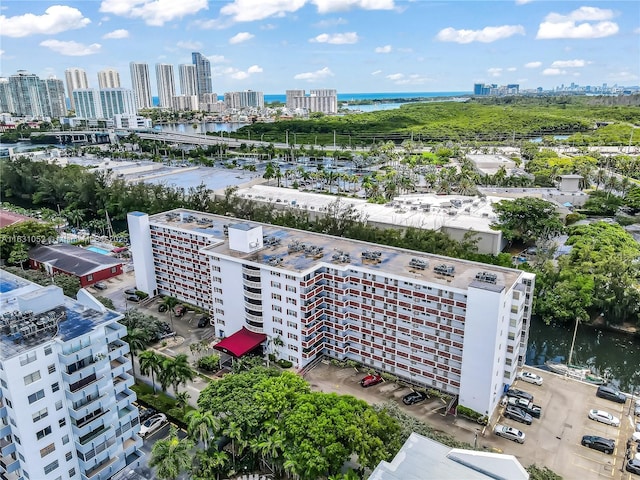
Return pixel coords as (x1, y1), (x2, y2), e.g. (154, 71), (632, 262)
(125, 327), (148, 377)
(175, 391), (191, 414)
(161, 354), (195, 395)
(150, 428), (194, 480)
(160, 296), (179, 331)
(193, 449), (229, 480)
(223, 421), (243, 468)
(139, 350), (163, 394)
(186, 410), (220, 450)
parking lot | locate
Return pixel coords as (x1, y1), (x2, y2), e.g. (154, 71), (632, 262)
(305, 363), (639, 480)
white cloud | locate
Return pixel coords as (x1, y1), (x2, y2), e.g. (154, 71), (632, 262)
(386, 73), (404, 81)
(247, 65), (263, 73)
(232, 71), (249, 79)
(536, 6), (618, 39)
(294, 66), (334, 81)
(312, 0), (395, 14)
(635, 27), (640, 35)
(229, 32), (254, 44)
(176, 40), (202, 49)
(39, 39), (101, 56)
(524, 61), (542, 68)
(515, 0), (534, 4)
(436, 25), (525, 44)
(208, 55), (228, 63)
(550, 59), (589, 68)
(507, 67), (517, 72)
(542, 68), (566, 76)
(0, 49), (4, 58)
(310, 32), (359, 44)
(314, 17), (348, 28)
(488, 67), (502, 77)
(219, 0), (393, 22)
(99, 0), (208, 27)
(217, 64), (263, 80)
(386, 72), (430, 85)
(102, 29), (129, 39)
(375, 45), (392, 53)
(371, 70), (382, 75)
(0, 5), (90, 38)
(607, 71), (639, 82)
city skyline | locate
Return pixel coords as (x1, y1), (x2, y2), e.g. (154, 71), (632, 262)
(0, 1), (638, 95)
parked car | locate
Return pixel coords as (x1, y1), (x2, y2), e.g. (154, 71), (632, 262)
(93, 282), (107, 290)
(139, 413), (167, 438)
(124, 288), (137, 295)
(360, 374), (383, 388)
(504, 405), (533, 425)
(126, 295), (140, 302)
(505, 396), (542, 418)
(596, 385), (627, 403)
(139, 407), (157, 423)
(402, 391), (428, 405)
(588, 409), (620, 427)
(505, 388), (534, 403)
(158, 304), (168, 312)
(197, 316), (210, 328)
(518, 371), (543, 386)
(174, 305), (187, 317)
(494, 424), (525, 444)
(581, 435), (615, 454)
(626, 458), (640, 475)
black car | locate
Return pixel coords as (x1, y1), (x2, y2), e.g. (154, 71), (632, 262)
(93, 282), (107, 290)
(126, 295), (140, 302)
(505, 388), (534, 403)
(197, 316), (210, 328)
(139, 407), (157, 422)
(627, 458), (640, 475)
(402, 391), (428, 405)
(581, 435), (615, 454)
(124, 288), (137, 295)
(504, 405), (533, 425)
(596, 385), (627, 404)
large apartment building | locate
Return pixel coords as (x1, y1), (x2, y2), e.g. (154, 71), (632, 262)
(128, 209), (534, 416)
(0, 271), (142, 480)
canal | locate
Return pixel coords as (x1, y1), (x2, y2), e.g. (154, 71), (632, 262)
(526, 316), (640, 393)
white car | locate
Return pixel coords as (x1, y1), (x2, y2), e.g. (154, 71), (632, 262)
(494, 424), (525, 444)
(588, 409), (620, 427)
(518, 371), (543, 386)
(139, 413), (167, 438)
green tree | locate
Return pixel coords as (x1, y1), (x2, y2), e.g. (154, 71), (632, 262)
(186, 409), (220, 450)
(160, 354), (195, 395)
(491, 197), (565, 245)
(175, 391), (191, 414)
(139, 350), (164, 394)
(150, 429), (194, 480)
(7, 243), (29, 269)
(125, 328), (148, 377)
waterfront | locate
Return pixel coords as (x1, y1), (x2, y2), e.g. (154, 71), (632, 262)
(526, 316), (640, 393)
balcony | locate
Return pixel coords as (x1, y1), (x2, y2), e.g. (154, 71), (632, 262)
(108, 341), (129, 362)
(0, 438), (15, 457)
(73, 410), (116, 440)
(59, 341), (95, 364)
(77, 424), (112, 448)
(68, 393), (114, 421)
(82, 455), (118, 480)
(242, 279), (262, 289)
(110, 357), (130, 378)
(113, 373), (134, 395)
(63, 358), (109, 386)
(0, 470), (22, 480)
(105, 322), (126, 344)
(0, 404), (5, 419)
(0, 455), (19, 474)
(0, 424), (10, 439)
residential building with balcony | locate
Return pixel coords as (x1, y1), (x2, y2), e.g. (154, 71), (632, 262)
(0, 271), (142, 480)
(128, 209), (535, 416)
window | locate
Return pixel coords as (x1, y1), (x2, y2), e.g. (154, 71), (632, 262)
(55, 400), (63, 410)
(40, 443), (55, 458)
(0, 379), (6, 388)
(65, 451), (73, 461)
(273, 317), (282, 324)
(287, 333), (298, 341)
(28, 389), (45, 404)
(271, 293), (282, 301)
(215, 298), (224, 305)
(48, 364), (56, 374)
(43, 460), (59, 475)
(272, 305), (282, 313)
(286, 309), (297, 317)
(32, 408), (48, 422)
(36, 426), (52, 440)
(273, 328), (283, 336)
(286, 321), (297, 329)
(111, 266), (117, 273)
(286, 298), (297, 305)
(286, 285), (296, 293)
(52, 382), (60, 393)
(5, 398), (11, 408)
(289, 345), (299, 352)
(87, 274), (93, 281)
(59, 418), (66, 428)
(62, 435), (69, 445)
(19, 351), (37, 366)
(24, 370), (42, 385)
(69, 468), (76, 477)
(45, 346), (52, 355)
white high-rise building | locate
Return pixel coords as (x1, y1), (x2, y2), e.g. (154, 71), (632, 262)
(97, 68), (121, 89)
(72, 89), (102, 119)
(155, 64), (176, 109)
(129, 209), (535, 416)
(192, 52), (212, 98)
(129, 62), (153, 111)
(224, 90), (264, 109)
(178, 64), (198, 97)
(286, 89), (338, 114)
(100, 88), (136, 119)
(43, 77), (67, 118)
(0, 271), (143, 480)
(64, 68), (89, 111)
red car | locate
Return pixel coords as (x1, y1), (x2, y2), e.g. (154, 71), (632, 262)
(360, 374), (383, 388)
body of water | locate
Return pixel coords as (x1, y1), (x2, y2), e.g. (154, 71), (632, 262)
(526, 316), (640, 393)
(264, 91), (471, 104)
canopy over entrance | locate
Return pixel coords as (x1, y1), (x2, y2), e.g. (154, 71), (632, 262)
(213, 327), (267, 357)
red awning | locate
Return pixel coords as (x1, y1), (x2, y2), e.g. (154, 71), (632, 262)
(213, 327), (267, 357)
(111, 247), (128, 253)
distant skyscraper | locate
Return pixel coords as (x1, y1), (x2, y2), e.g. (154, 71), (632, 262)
(286, 89), (337, 114)
(155, 63), (176, 109)
(64, 67), (89, 111)
(98, 68), (121, 89)
(224, 90), (264, 109)
(0, 78), (13, 113)
(43, 76), (67, 118)
(192, 52), (212, 97)
(73, 88), (102, 119)
(9, 70), (45, 117)
(179, 64), (198, 96)
(129, 62), (153, 110)
(100, 88), (136, 118)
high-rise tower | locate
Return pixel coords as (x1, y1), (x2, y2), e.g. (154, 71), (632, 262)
(192, 52), (212, 98)
(179, 64), (198, 96)
(64, 67), (89, 111)
(98, 68), (121, 89)
(129, 62), (153, 110)
(155, 63), (176, 109)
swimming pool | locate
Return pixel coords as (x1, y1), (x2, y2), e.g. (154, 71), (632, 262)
(86, 246), (110, 255)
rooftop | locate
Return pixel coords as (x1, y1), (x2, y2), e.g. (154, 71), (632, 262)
(148, 209), (522, 291)
(0, 270), (122, 359)
(29, 244), (123, 277)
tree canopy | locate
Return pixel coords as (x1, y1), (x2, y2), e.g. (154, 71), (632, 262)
(491, 198), (565, 244)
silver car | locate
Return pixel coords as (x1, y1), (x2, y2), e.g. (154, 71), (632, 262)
(494, 424), (525, 444)
(588, 409), (620, 427)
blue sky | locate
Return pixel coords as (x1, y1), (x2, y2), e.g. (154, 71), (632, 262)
(1, 1), (638, 94)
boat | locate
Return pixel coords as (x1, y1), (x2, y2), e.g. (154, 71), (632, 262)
(544, 361), (606, 385)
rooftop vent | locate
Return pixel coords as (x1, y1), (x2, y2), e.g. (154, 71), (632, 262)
(475, 271), (497, 284)
(434, 264), (455, 277)
(332, 250), (351, 263)
(361, 250), (382, 263)
(409, 258), (428, 270)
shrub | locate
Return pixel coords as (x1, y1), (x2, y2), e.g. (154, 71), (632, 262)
(197, 354), (221, 372)
(135, 290), (149, 299)
(277, 359), (293, 368)
(565, 212), (585, 225)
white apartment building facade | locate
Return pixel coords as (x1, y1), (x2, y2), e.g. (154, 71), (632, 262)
(0, 272), (142, 480)
(129, 63), (153, 111)
(223, 90), (264, 109)
(155, 64), (176, 109)
(129, 209), (534, 416)
(97, 69), (121, 90)
(72, 89), (102, 120)
(64, 68), (89, 112)
(285, 89), (338, 114)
